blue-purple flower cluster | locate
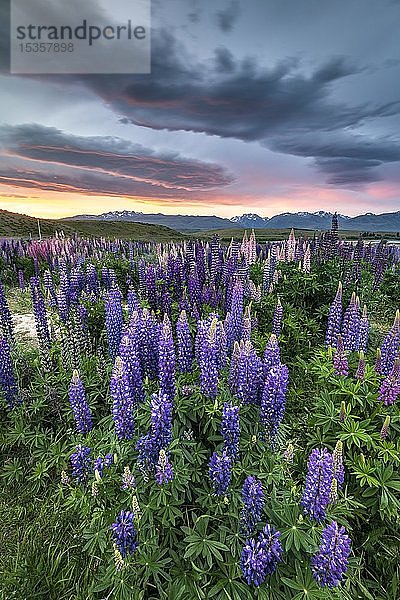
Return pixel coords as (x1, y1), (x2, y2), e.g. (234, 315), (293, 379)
(301, 448), (334, 522)
(240, 524), (283, 586)
(111, 357), (135, 440)
(209, 449), (232, 496)
(240, 476), (264, 535)
(68, 370), (93, 434)
(0, 337), (20, 409)
(221, 402), (240, 461)
(311, 521), (351, 587)
(111, 510), (139, 558)
(70, 444), (92, 484)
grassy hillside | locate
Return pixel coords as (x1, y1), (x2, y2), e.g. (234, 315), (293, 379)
(0, 210), (185, 241)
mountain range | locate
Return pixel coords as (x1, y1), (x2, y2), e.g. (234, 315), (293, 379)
(64, 209), (400, 232)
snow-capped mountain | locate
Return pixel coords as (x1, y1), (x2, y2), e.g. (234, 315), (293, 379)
(64, 210), (400, 233)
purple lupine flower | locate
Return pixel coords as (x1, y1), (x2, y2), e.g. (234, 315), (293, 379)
(199, 318), (219, 400)
(30, 277), (51, 353)
(119, 334), (144, 405)
(145, 264), (157, 309)
(155, 449), (174, 485)
(380, 416), (390, 440)
(209, 449), (232, 496)
(272, 298), (283, 337)
(68, 370), (93, 435)
(94, 453), (114, 478)
(215, 321), (228, 372)
(263, 334), (281, 377)
(333, 335), (348, 376)
(311, 521), (351, 588)
(122, 466), (136, 490)
(358, 305), (369, 352)
(44, 270), (57, 307)
(301, 448), (334, 522)
(332, 441), (344, 489)
(228, 340), (240, 391)
(150, 391), (173, 450)
(158, 315), (176, 403)
(341, 292), (361, 352)
(240, 524), (283, 587)
(0, 276), (14, 345)
(355, 351), (365, 381)
(176, 310), (193, 373)
(221, 402), (240, 461)
(226, 279), (244, 350)
(136, 432), (159, 475)
(136, 391), (173, 476)
(260, 363), (289, 443)
(70, 444), (92, 483)
(325, 282), (342, 347)
(104, 453), (114, 466)
(242, 316), (252, 343)
(240, 476), (264, 535)
(110, 356), (135, 440)
(378, 358), (400, 406)
(233, 341), (262, 405)
(0, 338), (20, 409)
(111, 510), (138, 558)
(140, 309), (160, 379)
(18, 269), (25, 290)
(105, 288), (123, 361)
(380, 310), (400, 375)
(127, 286), (140, 317)
(57, 268), (70, 322)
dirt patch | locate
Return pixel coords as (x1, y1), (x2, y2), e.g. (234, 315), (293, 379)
(13, 313), (37, 345)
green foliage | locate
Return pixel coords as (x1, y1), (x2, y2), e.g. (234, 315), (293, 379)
(1, 249), (399, 600)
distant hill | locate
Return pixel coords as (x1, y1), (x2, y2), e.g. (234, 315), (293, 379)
(65, 209), (400, 233)
(64, 210), (231, 232)
(0, 209), (185, 241)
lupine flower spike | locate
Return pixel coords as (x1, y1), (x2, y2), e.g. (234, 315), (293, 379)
(240, 524), (283, 586)
(311, 521), (351, 588)
(155, 449), (174, 485)
(221, 402), (240, 461)
(240, 476), (264, 535)
(378, 358), (400, 406)
(209, 449), (232, 496)
(332, 441), (344, 489)
(111, 510), (138, 558)
(301, 448), (333, 522)
(355, 351), (365, 381)
(68, 370), (93, 434)
(380, 415), (390, 440)
(333, 335), (348, 377)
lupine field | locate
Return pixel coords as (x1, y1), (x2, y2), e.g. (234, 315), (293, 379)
(0, 226), (399, 600)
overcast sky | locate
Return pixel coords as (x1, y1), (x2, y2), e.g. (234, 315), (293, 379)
(1, 0), (400, 218)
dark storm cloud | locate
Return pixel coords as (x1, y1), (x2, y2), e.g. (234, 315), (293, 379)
(314, 158), (383, 185)
(0, 123), (234, 200)
(75, 32), (400, 186)
(87, 36), (370, 139)
(216, 1), (241, 32)
(214, 47), (236, 73)
(270, 131), (400, 185)
(86, 34), (384, 139)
